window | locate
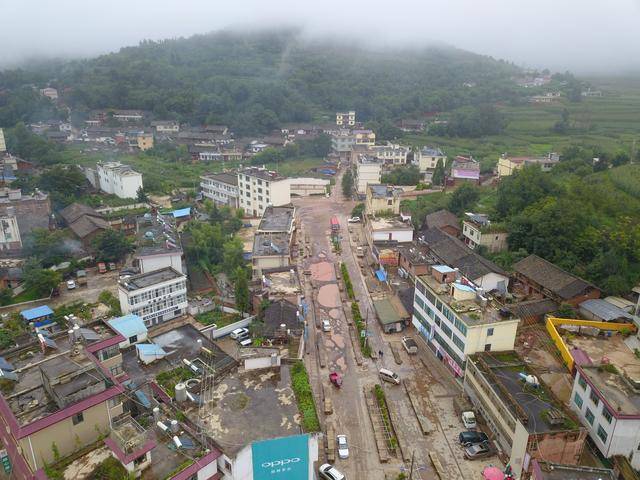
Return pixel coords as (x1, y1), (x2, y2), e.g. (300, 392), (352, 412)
(128, 335), (138, 344)
(573, 393), (583, 408)
(589, 390), (600, 407)
(487, 328), (494, 337)
(133, 455), (147, 467)
(452, 334), (465, 351)
(224, 460), (232, 472)
(597, 425), (608, 443)
(578, 374), (587, 390)
(484, 344), (491, 352)
(585, 408), (595, 425)
(72, 412), (84, 425)
(602, 406), (612, 423)
(110, 364), (124, 377)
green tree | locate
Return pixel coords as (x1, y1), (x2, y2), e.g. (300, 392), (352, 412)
(234, 267), (250, 314)
(38, 164), (86, 207)
(381, 165), (422, 186)
(23, 264), (62, 297)
(23, 229), (71, 267)
(91, 230), (133, 263)
(0, 288), (13, 306)
(432, 159), (445, 186)
(222, 237), (245, 273)
(342, 170), (354, 198)
(447, 183), (479, 215)
(136, 186), (149, 202)
(495, 166), (557, 219)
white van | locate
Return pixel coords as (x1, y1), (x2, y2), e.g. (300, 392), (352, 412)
(379, 368), (400, 385)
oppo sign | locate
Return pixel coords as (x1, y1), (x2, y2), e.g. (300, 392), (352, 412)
(252, 435), (309, 479)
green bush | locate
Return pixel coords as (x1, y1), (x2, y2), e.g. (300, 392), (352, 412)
(340, 263), (354, 300)
(291, 361), (320, 432)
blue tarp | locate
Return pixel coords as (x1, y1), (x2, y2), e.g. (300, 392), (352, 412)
(108, 314), (147, 339)
(172, 207), (191, 218)
(34, 318), (54, 327)
(134, 389), (151, 409)
(135, 343), (167, 356)
(0, 357), (15, 371)
(375, 269), (387, 282)
(20, 305), (53, 321)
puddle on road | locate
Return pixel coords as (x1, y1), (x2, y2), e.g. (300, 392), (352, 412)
(310, 261), (335, 282)
(318, 284), (340, 308)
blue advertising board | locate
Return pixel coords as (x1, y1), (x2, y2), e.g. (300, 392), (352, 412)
(252, 434), (309, 480)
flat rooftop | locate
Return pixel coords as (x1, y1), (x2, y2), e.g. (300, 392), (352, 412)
(418, 273), (515, 326)
(580, 366), (640, 416)
(262, 269), (301, 296)
(368, 184), (402, 199)
(258, 206), (295, 233)
(135, 213), (182, 257)
(240, 167), (285, 182)
(473, 352), (579, 434)
(369, 217), (413, 231)
(185, 364), (300, 456)
(201, 172), (238, 186)
(534, 461), (616, 480)
(253, 232), (290, 257)
(568, 332), (640, 384)
(120, 267), (184, 291)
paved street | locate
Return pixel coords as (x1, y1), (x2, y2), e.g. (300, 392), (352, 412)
(293, 168), (502, 479)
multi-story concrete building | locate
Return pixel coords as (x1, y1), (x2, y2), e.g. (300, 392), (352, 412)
(366, 217), (414, 245)
(288, 177), (329, 196)
(118, 267), (188, 327)
(252, 233), (291, 278)
(353, 129), (375, 147)
(136, 133), (154, 151)
(412, 265), (520, 377)
(200, 172), (239, 208)
(571, 358), (640, 470)
(414, 146), (446, 181)
(0, 128), (5, 152)
(93, 161), (143, 199)
(151, 121), (180, 133)
(462, 213), (508, 253)
(497, 152), (560, 177)
(237, 167), (290, 217)
(0, 321), (127, 478)
(370, 143), (410, 166)
(331, 129), (356, 154)
(365, 184), (402, 215)
(355, 155), (382, 195)
(464, 352), (587, 479)
(39, 87), (58, 100)
(133, 213), (184, 274)
(336, 110), (356, 126)
(0, 188), (51, 255)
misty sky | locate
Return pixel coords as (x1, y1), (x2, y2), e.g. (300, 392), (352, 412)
(3, 0), (640, 73)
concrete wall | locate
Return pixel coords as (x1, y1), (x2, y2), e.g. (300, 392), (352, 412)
(139, 253), (183, 274)
(472, 272), (509, 293)
(20, 399), (122, 471)
(371, 229), (413, 243)
(463, 320), (519, 356)
(203, 316), (253, 339)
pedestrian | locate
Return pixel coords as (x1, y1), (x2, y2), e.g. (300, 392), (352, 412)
(379, 349), (383, 358)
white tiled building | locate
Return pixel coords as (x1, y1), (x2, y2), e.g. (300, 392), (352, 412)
(94, 161), (143, 199)
(200, 172), (239, 208)
(237, 167), (290, 217)
(412, 265), (520, 377)
(355, 155), (382, 195)
(413, 146), (446, 181)
(118, 267), (188, 327)
(571, 363), (640, 469)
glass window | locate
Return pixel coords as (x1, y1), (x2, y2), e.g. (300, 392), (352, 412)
(597, 425), (608, 443)
(484, 344), (491, 352)
(573, 393), (583, 409)
(602, 406), (612, 423)
(441, 323), (452, 338)
(487, 328), (494, 336)
(578, 374), (587, 390)
(452, 334), (465, 351)
(585, 408), (595, 425)
(72, 412), (84, 425)
(590, 390), (600, 407)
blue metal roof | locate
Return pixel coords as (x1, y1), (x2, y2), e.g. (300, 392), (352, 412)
(376, 269), (387, 282)
(134, 389), (151, 409)
(172, 207), (191, 218)
(135, 343), (167, 356)
(20, 305), (54, 321)
(452, 282), (475, 293)
(108, 314), (147, 339)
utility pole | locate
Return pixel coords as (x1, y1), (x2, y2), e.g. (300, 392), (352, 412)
(409, 450), (415, 479)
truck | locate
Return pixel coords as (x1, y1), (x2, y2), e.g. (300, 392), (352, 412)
(330, 216), (340, 232)
(76, 270), (88, 287)
(97, 262), (107, 274)
(402, 336), (418, 355)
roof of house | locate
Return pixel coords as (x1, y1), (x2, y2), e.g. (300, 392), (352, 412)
(423, 209), (459, 231)
(579, 299), (635, 322)
(201, 172), (238, 186)
(20, 305), (53, 320)
(120, 267), (184, 291)
(368, 184), (402, 199)
(531, 460), (616, 480)
(513, 254), (598, 300)
(262, 300), (301, 337)
(172, 207), (191, 219)
(508, 299), (559, 319)
(421, 228), (506, 281)
(373, 298), (402, 325)
(67, 214), (110, 239)
(60, 203), (102, 225)
(108, 314), (147, 339)
(258, 206), (295, 233)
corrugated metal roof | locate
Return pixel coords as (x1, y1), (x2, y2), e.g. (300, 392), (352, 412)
(579, 299), (635, 322)
(108, 314), (147, 339)
(20, 305), (53, 321)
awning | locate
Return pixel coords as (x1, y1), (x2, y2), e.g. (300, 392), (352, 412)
(375, 269), (387, 282)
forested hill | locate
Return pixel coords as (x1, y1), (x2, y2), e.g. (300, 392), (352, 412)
(0, 29), (522, 134)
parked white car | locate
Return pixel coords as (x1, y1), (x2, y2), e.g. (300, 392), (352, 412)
(347, 217), (361, 223)
(66, 279), (76, 290)
(462, 411), (477, 429)
(322, 320), (331, 332)
(337, 435), (349, 459)
(230, 327), (249, 339)
(319, 464), (345, 480)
